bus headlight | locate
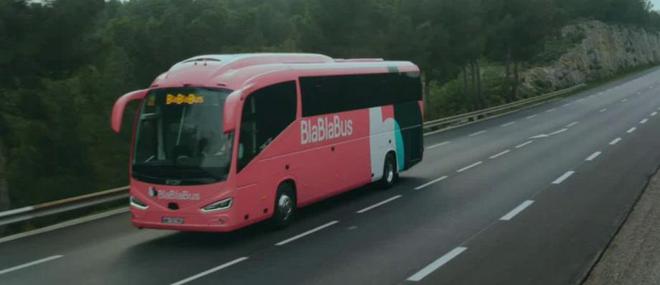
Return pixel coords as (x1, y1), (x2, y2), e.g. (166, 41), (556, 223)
(130, 196), (149, 210)
(201, 198), (233, 212)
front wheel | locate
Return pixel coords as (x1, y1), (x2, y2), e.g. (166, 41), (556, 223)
(271, 183), (295, 228)
(380, 153), (398, 189)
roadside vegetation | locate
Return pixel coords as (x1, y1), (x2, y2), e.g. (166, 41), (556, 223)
(0, 0), (659, 210)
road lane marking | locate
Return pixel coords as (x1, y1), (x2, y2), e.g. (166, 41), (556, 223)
(548, 128), (568, 136)
(526, 115), (537, 119)
(627, 127), (637, 133)
(426, 141), (450, 150)
(407, 247), (468, 282)
(610, 138), (622, 145)
(586, 151), (602, 161)
(566, 121), (579, 128)
(356, 195), (402, 214)
(469, 130), (487, 137)
(600, 108), (607, 113)
(457, 161), (483, 173)
(545, 108), (556, 113)
(500, 200), (535, 221)
(640, 119), (649, 124)
(275, 221), (339, 246)
(652, 112), (658, 116)
(576, 98), (585, 103)
(501, 121), (516, 127)
(562, 103), (572, 107)
(490, 149), (511, 159)
(171, 257), (249, 285)
(516, 141), (534, 149)
(0, 255), (63, 276)
(415, 176), (449, 190)
(621, 99), (628, 103)
(553, 171), (575, 185)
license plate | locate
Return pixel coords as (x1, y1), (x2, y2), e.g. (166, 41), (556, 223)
(161, 216), (185, 224)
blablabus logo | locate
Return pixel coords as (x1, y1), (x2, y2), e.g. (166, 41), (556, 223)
(301, 115), (353, 145)
(147, 186), (200, 201)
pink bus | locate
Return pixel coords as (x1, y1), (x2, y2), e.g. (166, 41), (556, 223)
(111, 53), (424, 232)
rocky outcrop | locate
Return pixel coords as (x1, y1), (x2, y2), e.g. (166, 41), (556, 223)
(522, 21), (660, 92)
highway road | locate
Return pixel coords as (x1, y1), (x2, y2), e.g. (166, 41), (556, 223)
(2, 67), (660, 285)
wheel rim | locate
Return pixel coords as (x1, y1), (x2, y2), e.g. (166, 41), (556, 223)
(278, 194), (293, 221)
(386, 160), (394, 183)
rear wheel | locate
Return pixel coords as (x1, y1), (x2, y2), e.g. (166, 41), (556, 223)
(271, 183), (295, 228)
(380, 153), (398, 189)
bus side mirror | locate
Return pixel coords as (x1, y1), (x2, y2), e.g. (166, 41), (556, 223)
(111, 89), (148, 133)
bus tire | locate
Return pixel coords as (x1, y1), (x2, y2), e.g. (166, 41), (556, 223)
(271, 183), (296, 228)
(380, 153), (398, 189)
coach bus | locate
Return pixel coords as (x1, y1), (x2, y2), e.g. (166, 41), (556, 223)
(111, 53), (423, 232)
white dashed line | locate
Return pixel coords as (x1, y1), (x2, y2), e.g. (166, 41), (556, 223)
(457, 161), (483, 173)
(586, 151), (602, 161)
(548, 128), (568, 136)
(469, 130), (487, 137)
(516, 141), (534, 149)
(576, 98), (585, 103)
(526, 115), (537, 119)
(566, 121), (579, 128)
(407, 247), (468, 282)
(171, 257), (249, 285)
(356, 196), (402, 214)
(610, 138), (622, 145)
(0, 255), (63, 276)
(415, 176), (449, 190)
(501, 122), (516, 127)
(427, 141), (450, 150)
(546, 108), (556, 113)
(275, 221), (339, 246)
(640, 119), (649, 124)
(627, 127), (637, 134)
(500, 200), (535, 221)
(489, 149), (511, 159)
(621, 99), (628, 103)
(652, 112), (658, 116)
(600, 108), (607, 113)
(552, 171), (575, 185)
(562, 103), (572, 107)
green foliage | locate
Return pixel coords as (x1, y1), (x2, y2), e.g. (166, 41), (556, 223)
(0, 0), (659, 208)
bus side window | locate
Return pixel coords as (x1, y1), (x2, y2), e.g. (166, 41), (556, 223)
(237, 81), (297, 172)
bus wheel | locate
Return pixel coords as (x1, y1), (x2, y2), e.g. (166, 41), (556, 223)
(271, 183), (296, 228)
(380, 153), (398, 189)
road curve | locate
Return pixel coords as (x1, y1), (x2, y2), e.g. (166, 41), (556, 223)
(2, 67), (660, 285)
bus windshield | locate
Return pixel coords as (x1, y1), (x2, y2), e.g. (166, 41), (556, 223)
(132, 87), (233, 185)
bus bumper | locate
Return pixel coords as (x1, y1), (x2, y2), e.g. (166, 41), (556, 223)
(130, 209), (250, 233)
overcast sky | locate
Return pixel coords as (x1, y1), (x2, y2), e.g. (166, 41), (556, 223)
(652, 0), (660, 10)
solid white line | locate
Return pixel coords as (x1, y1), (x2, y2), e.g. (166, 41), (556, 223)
(586, 151), (602, 161)
(407, 247), (468, 282)
(652, 112), (658, 116)
(457, 161), (483, 173)
(600, 108), (607, 113)
(275, 221), (339, 246)
(415, 176), (449, 190)
(640, 118), (649, 124)
(548, 128), (568, 136)
(627, 127), (637, 134)
(610, 138), (622, 145)
(545, 108), (556, 113)
(516, 141), (534, 149)
(356, 195), (402, 214)
(426, 141), (450, 150)
(0, 207), (129, 245)
(526, 115), (537, 119)
(566, 121), (579, 128)
(500, 200), (535, 221)
(170, 257), (249, 285)
(469, 130), (487, 137)
(489, 149), (511, 159)
(552, 171), (575, 185)
(0, 255), (63, 275)
(501, 121), (516, 127)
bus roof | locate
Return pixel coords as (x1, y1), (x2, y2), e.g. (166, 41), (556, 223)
(150, 53), (419, 90)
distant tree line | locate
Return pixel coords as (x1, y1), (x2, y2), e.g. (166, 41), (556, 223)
(0, 0), (658, 208)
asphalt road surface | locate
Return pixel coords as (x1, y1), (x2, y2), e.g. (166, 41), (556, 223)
(2, 67), (660, 285)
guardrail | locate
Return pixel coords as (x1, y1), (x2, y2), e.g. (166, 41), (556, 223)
(0, 83), (586, 228)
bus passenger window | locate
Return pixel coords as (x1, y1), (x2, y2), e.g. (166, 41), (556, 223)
(237, 81), (297, 171)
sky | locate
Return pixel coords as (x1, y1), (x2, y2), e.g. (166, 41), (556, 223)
(653, 0), (660, 10)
